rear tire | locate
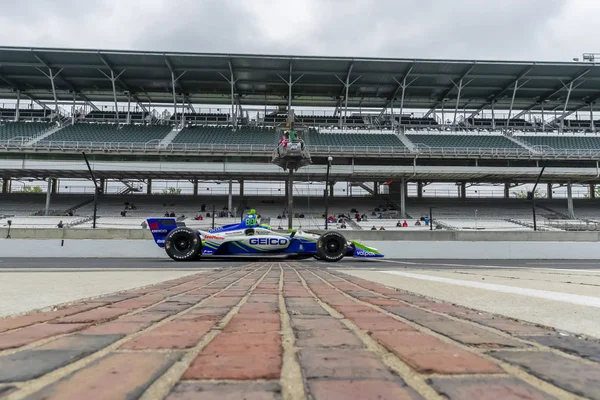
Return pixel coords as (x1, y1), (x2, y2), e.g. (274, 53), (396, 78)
(316, 231), (347, 262)
(165, 227), (202, 261)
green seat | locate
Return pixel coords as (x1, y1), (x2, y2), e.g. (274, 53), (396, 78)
(407, 134), (521, 148)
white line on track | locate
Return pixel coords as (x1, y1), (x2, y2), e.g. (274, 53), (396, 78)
(375, 259), (600, 273)
(378, 270), (600, 308)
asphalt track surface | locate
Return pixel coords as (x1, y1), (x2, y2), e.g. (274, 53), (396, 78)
(2, 257), (600, 270)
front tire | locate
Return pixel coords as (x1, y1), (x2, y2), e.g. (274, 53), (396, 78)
(316, 231), (347, 262)
(165, 227), (202, 261)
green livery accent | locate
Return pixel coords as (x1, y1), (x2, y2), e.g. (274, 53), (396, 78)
(351, 241), (383, 255)
(231, 241), (249, 252)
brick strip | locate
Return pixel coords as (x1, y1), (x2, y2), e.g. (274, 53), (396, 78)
(313, 266), (597, 400)
(290, 266), (433, 400)
(142, 264), (278, 400)
(4, 265), (264, 399)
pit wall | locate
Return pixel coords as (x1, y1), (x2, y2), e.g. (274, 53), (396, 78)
(0, 228), (599, 259)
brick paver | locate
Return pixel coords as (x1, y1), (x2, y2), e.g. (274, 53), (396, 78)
(0, 263), (598, 400)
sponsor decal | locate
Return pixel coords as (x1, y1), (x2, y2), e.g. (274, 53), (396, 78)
(151, 229), (168, 234)
(149, 222), (159, 230)
(203, 234), (224, 240)
(248, 238), (289, 246)
(156, 239), (165, 244)
(355, 249), (378, 256)
(202, 249), (213, 254)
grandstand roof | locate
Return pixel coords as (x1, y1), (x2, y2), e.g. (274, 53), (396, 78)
(0, 46), (599, 112)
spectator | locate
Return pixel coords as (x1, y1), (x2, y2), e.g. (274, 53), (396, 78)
(340, 222), (347, 229)
(361, 213), (368, 221)
(141, 220), (147, 229)
(169, 212), (175, 218)
(402, 220), (408, 227)
(201, 203), (206, 212)
(354, 213), (360, 220)
(424, 217), (430, 226)
(415, 220), (421, 226)
(371, 225), (377, 230)
(164, 211), (170, 217)
(379, 226), (386, 230)
(378, 213), (383, 219)
(396, 221), (402, 227)
(57, 220), (64, 228)
(371, 211), (376, 216)
(120, 210), (127, 217)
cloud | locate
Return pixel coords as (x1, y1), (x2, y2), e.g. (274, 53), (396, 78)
(0, 0), (594, 62)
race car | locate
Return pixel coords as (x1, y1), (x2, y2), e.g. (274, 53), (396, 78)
(147, 210), (383, 262)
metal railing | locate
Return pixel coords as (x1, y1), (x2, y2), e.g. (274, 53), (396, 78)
(2, 138), (600, 159)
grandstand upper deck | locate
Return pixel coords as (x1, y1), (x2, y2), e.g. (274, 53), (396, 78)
(40, 123), (172, 144)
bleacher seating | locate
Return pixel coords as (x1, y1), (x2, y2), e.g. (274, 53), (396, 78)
(173, 126), (277, 145)
(0, 122), (53, 141)
(466, 118), (533, 128)
(562, 119), (597, 129)
(296, 115), (365, 126)
(85, 111), (147, 121)
(41, 123), (172, 144)
(0, 107), (50, 121)
(307, 132), (404, 147)
(516, 135), (600, 150)
(174, 113), (229, 123)
(406, 133), (521, 149)
(394, 117), (438, 127)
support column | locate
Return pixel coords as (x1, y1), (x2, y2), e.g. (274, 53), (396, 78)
(51, 178), (58, 194)
(329, 182), (334, 198)
(193, 179), (198, 196)
(589, 184), (596, 199)
(453, 79), (464, 126)
(567, 180), (575, 219)
(71, 92), (76, 125)
(460, 182), (466, 199)
(541, 101), (546, 131)
(227, 179), (233, 213)
(417, 181), (423, 198)
(491, 101), (495, 130)
(400, 178), (406, 218)
(99, 178), (106, 195)
(127, 92), (131, 125)
(287, 170), (294, 230)
(547, 183), (553, 199)
(1, 178), (9, 194)
(373, 182), (378, 197)
(44, 179), (52, 216)
(14, 90), (20, 121)
(239, 180), (244, 196)
(146, 179), (152, 195)
(591, 102), (595, 133)
(504, 183), (510, 199)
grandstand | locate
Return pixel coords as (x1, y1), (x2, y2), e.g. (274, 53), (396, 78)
(1, 46), (600, 231)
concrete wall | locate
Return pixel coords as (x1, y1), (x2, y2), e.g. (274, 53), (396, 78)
(0, 238), (597, 259)
(2, 228), (600, 242)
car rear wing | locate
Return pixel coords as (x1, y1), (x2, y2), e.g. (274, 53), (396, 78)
(147, 218), (181, 247)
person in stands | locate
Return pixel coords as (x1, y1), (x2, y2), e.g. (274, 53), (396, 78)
(379, 226), (386, 230)
(57, 220), (64, 228)
(371, 225), (377, 230)
(415, 220), (421, 226)
(396, 221), (402, 227)
(402, 220), (408, 227)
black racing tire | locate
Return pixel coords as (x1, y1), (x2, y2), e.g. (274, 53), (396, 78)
(316, 231), (347, 262)
(164, 227), (202, 261)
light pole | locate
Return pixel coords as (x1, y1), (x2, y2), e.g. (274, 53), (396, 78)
(324, 156), (333, 230)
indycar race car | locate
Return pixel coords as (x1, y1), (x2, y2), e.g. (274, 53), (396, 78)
(147, 210), (383, 262)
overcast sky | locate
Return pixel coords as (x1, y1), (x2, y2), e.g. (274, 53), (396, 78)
(0, 0), (596, 61)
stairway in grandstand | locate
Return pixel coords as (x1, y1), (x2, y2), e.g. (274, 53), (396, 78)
(26, 121), (70, 146)
(158, 125), (183, 147)
(502, 133), (539, 153)
(395, 130), (416, 150)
